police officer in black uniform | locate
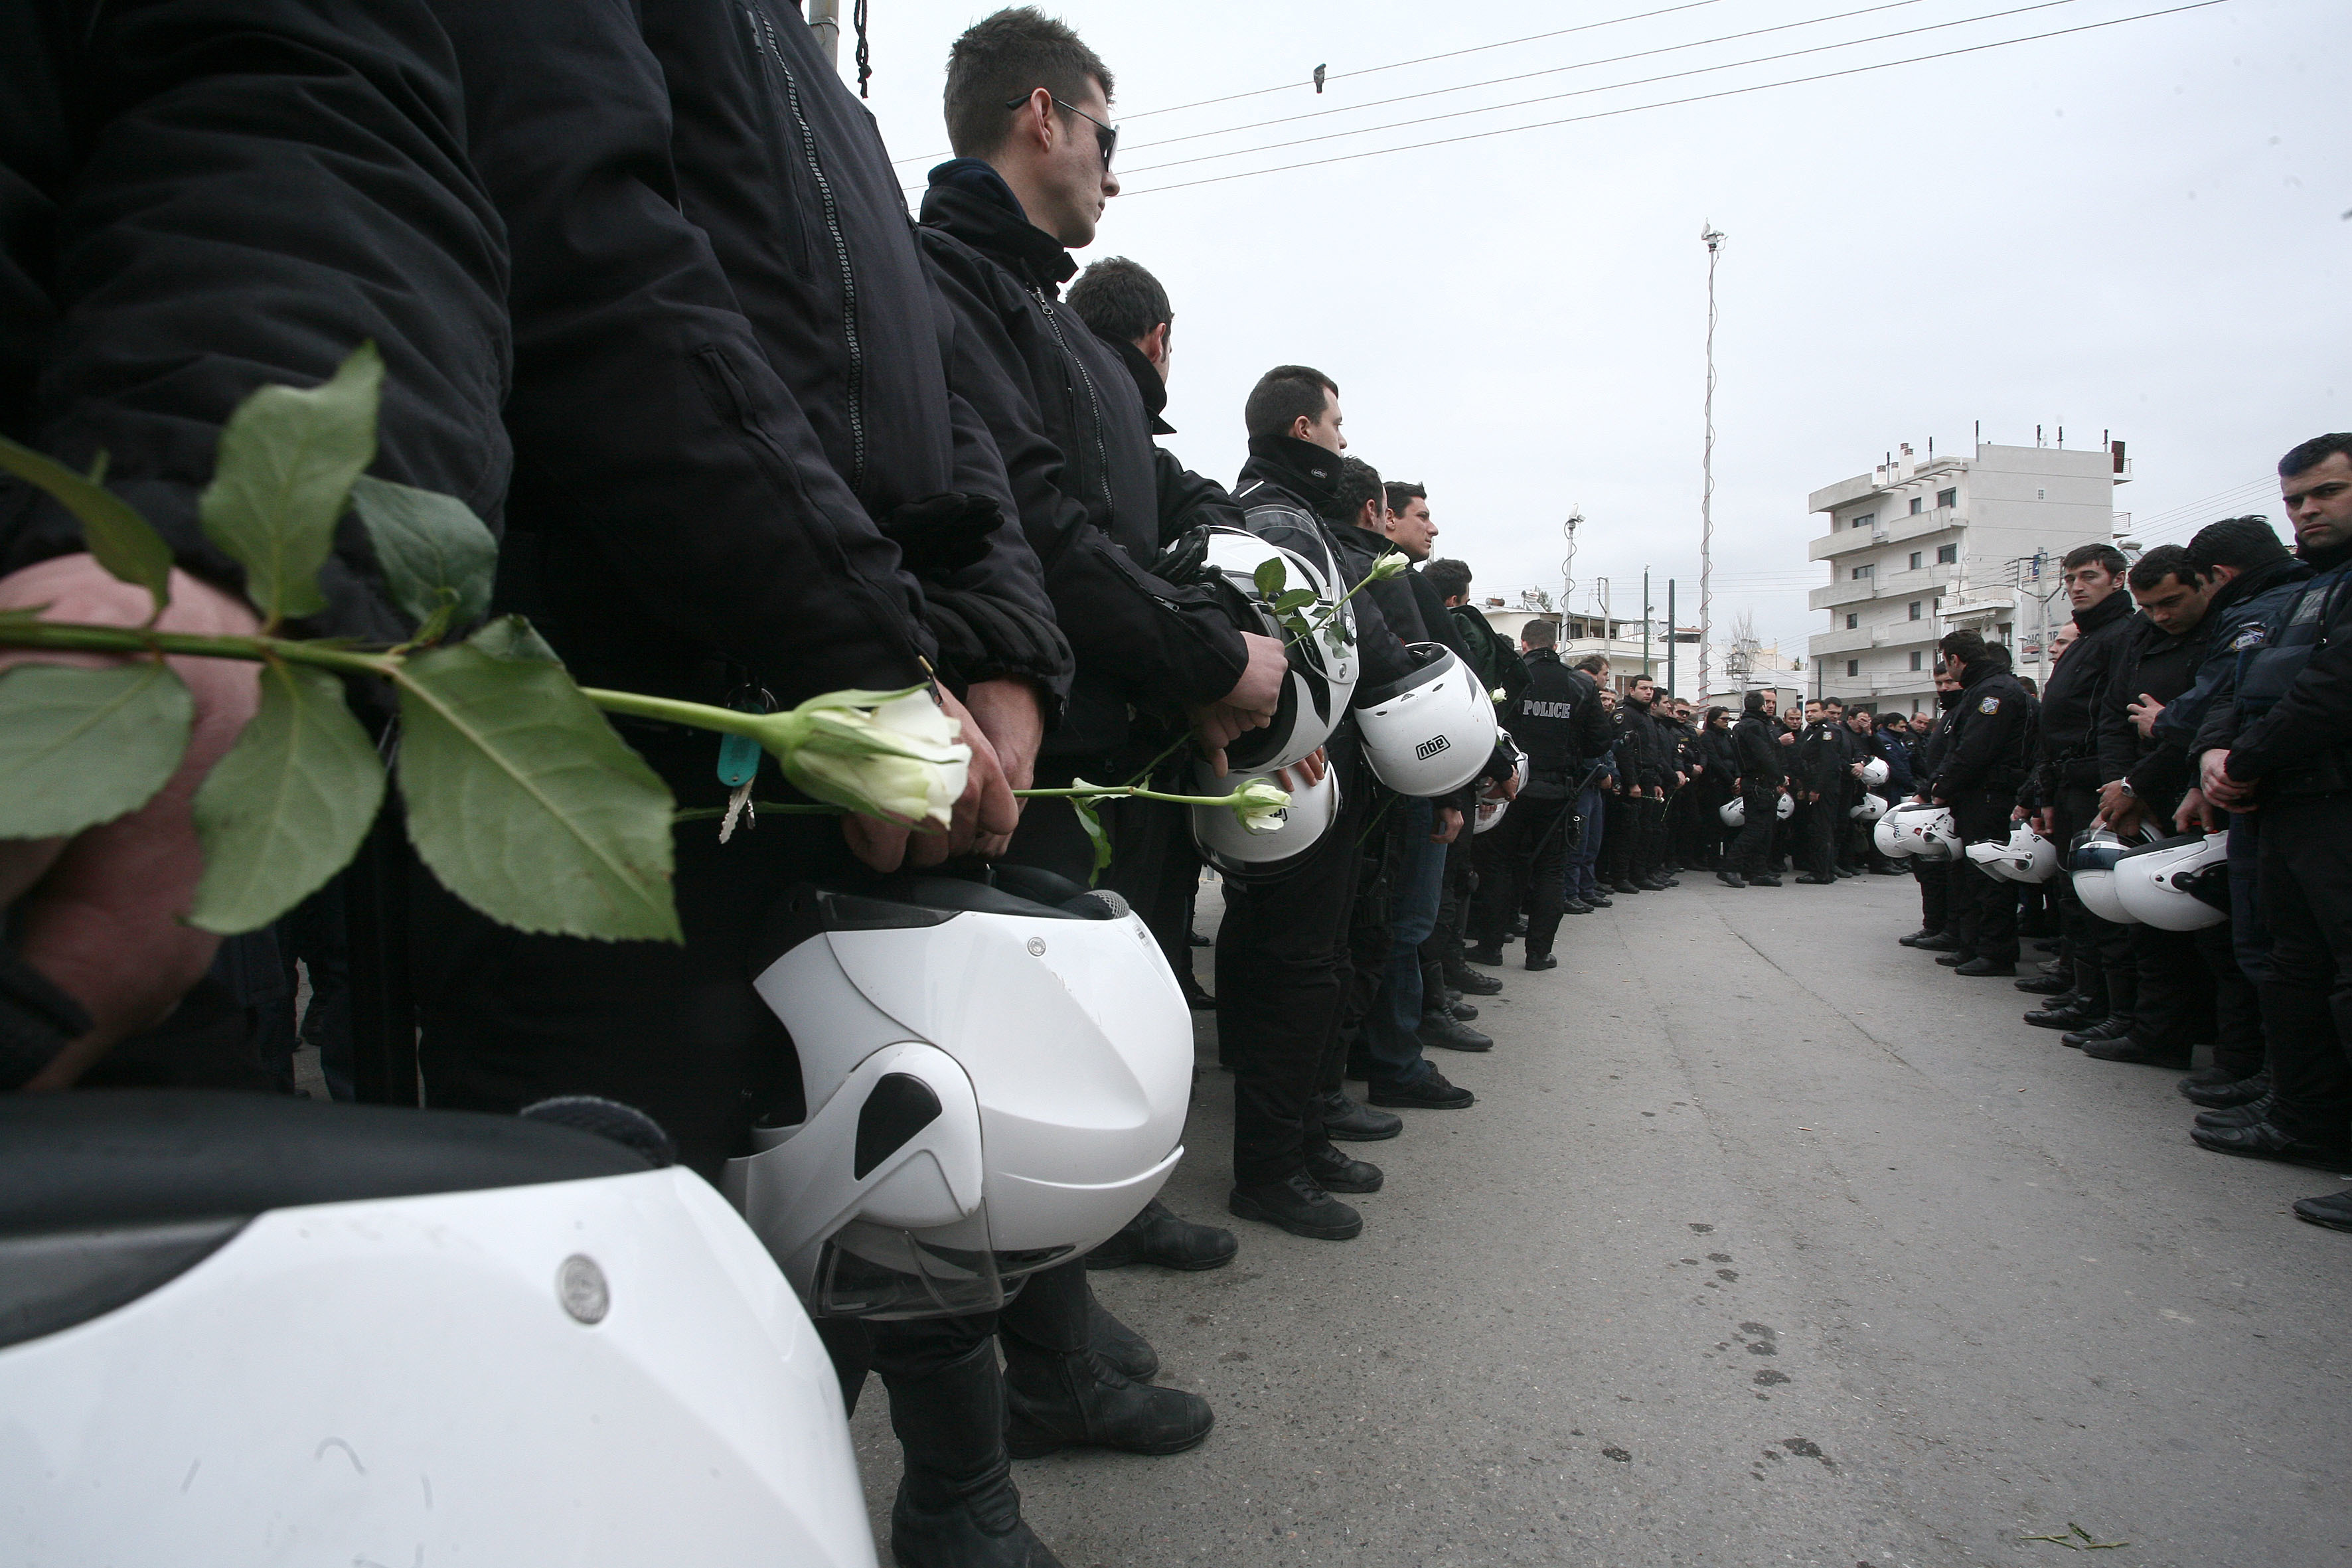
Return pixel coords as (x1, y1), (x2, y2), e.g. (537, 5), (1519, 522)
(1901, 665), (1966, 945)
(1926, 631), (2034, 975)
(1468, 617), (1611, 967)
(1721, 690), (1784, 887)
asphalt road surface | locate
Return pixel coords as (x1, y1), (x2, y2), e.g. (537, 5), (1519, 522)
(848, 871), (2351, 1567)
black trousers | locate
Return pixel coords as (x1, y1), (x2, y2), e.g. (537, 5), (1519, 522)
(1916, 860), (1950, 934)
(1796, 798), (1838, 881)
(2252, 793), (2352, 1142)
(2196, 919), (2266, 1080)
(1730, 783), (1777, 875)
(1601, 793), (1660, 884)
(2126, 923), (2213, 1056)
(1944, 791), (2019, 964)
(1217, 738), (1375, 1187)
(2054, 785), (2134, 1008)
(1470, 791), (1573, 958)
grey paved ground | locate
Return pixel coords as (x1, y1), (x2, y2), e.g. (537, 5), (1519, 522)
(850, 872), (2351, 1567)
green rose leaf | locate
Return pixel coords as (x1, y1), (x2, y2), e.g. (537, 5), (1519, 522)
(0, 661), (193, 838)
(1272, 588), (1317, 612)
(199, 343), (383, 625)
(467, 613), (563, 665)
(394, 643), (680, 943)
(348, 473), (498, 633)
(1067, 792), (1113, 886)
(188, 661), (385, 933)
(1253, 556), (1287, 599)
(0, 435), (175, 618)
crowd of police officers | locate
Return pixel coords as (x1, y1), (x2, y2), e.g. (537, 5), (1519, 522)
(9, 3), (2352, 1563)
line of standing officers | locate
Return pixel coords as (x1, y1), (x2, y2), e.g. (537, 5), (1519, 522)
(1891, 437), (2352, 1239)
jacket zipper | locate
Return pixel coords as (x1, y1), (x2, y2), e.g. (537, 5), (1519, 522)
(747, 5), (866, 489)
(1027, 283), (1114, 522)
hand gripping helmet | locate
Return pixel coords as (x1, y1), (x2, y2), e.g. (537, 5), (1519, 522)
(1850, 792), (1889, 823)
(1859, 756), (1891, 787)
(1966, 821), (2058, 884)
(1198, 528), (1358, 773)
(1872, 808), (1913, 858)
(1776, 791), (1796, 821)
(1352, 643), (1500, 795)
(1188, 760), (1341, 881)
(2067, 824), (2150, 925)
(1473, 733), (1528, 834)
(1719, 797), (1747, 828)
(1888, 802), (1958, 861)
(726, 868), (1192, 1320)
(2114, 831), (2231, 930)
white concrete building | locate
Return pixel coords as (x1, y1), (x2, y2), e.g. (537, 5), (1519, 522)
(1805, 439), (2130, 714)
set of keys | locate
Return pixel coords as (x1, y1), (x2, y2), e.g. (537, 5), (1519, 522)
(716, 685), (774, 842)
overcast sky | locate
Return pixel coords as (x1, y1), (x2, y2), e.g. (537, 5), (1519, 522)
(845, 0), (2345, 665)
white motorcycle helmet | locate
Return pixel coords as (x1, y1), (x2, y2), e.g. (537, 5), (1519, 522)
(1353, 642), (1500, 796)
(726, 868), (1192, 1320)
(1889, 802), (1958, 862)
(1719, 797), (1747, 828)
(1, 1091), (876, 1567)
(1872, 809), (1914, 858)
(1850, 793), (1889, 823)
(1199, 528), (1359, 773)
(1969, 821), (2059, 884)
(1473, 734), (1528, 835)
(2068, 825), (2149, 925)
(1859, 757), (1891, 787)
(1190, 760), (1342, 879)
(1776, 791), (1796, 821)
(2114, 831), (2231, 931)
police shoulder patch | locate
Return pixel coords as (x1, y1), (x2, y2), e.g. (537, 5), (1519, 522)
(1978, 696), (2001, 715)
(2231, 625), (2268, 652)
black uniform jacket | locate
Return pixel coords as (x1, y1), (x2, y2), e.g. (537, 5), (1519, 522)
(1612, 698), (1669, 791)
(3, 0), (512, 643)
(1932, 654), (2034, 800)
(1731, 709), (1782, 785)
(1794, 720), (1848, 797)
(2032, 589), (2139, 799)
(2094, 611), (2209, 805)
(426, 0), (1063, 711)
(1510, 647), (1613, 783)
(918, 160), (1246, 755)
(1233, 435), (1415, 691)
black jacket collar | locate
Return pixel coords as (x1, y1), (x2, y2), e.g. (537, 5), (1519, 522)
(1092, 329), (1174, 435)
(919, 159), (1075, 291)
(1239, 433), (1343, 514)
(2205, 553), (2309, 619)
(2301, 534), (2352, 574)
(2072, 587), (2134, 635)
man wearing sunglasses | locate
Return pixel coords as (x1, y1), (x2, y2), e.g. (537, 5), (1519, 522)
(917, 3), (1298, 1548)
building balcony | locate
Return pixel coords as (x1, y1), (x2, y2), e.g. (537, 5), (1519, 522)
(1808, 578), (1880, 611)
(1875, 562), (1958, 598)
(1808, 624), (1879, 657)
(1808, 505), (1962, 561)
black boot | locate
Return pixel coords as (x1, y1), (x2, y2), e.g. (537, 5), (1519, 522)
(1083, 1199), (1238, 1272)
(1443, 961), (1504, 996)
(1087, 1295), (1158, 1383)
(886, 1341), (1063, 1568)
(1001, 1340), (1214, 1460)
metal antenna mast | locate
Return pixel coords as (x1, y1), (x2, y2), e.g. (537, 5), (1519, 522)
(1699, 222), (1725, 701)
(1561, 505), (1583, 623)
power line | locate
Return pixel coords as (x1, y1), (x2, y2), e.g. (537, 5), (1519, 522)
(1119, 0), (2231, 197)
(1121, 0), (1932, 155)
(886, 0), (1739, 164)
(1117, 0), (2094, 181)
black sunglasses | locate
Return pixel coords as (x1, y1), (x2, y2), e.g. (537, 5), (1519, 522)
(1004, 92), (1116, 171)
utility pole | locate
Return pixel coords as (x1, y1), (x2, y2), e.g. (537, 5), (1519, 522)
(1642, 568), (1652, 685)
(1561, 507), (1583, 631)
(1699, 222), (1725, 708)
(808, 0), (842, 64)
(1667, 579), (1678, 698)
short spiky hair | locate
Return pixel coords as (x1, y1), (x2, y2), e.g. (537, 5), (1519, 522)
(2185, 515), (2288, 576)
(1330, 455), (1383, 522)
(1383, 481), (1426, 516)
(2061, 542), (2128, 577)
(944, 8), (1113, 158)
(1423, 557), (1472, 601)
(1245, 364), (1336, 439)
(1066, 256), (1169, 344)
(1522, 617), (1558, 649)
(2127, 542), (2197, 593)
(2278, 433), (2352, 478)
